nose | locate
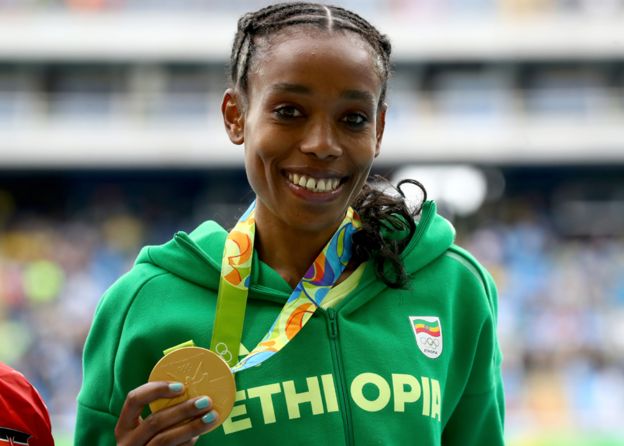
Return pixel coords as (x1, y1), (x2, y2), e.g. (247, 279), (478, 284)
(299, 118), (343, 159)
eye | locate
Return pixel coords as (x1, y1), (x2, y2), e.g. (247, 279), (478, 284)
(341, 112), (368, 129)
(274, 105), (303, 120)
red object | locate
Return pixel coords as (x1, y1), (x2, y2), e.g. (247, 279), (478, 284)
(0, 362), (54, 446)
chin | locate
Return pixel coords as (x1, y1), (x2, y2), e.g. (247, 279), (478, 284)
(284, 204), (350, 234)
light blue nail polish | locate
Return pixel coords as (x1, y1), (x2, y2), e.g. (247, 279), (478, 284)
(202, 411), (217, 424)
(169, 382), (183, 392)
(194, 397), (210, 410)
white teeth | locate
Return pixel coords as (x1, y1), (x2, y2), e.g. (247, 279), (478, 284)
(287, 173), (341, 193)
(317, 179), (327, 192)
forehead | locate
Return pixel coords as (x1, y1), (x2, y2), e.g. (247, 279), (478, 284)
(248, 29), (383, 98)
(261, 25), (372, 53)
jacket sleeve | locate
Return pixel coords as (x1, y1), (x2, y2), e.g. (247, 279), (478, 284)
(442, 269), (505, 446)
(74, 269), (153, 446)
(74, 404), (119, 445)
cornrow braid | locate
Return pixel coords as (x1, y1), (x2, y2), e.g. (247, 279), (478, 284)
(229, 2), (392, 107)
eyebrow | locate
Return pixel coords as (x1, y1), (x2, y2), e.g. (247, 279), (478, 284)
(270, 83), (376, 105)
(271, 83), (311, 95)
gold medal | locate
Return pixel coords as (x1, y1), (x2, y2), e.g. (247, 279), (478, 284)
(148, 346), (236, 431)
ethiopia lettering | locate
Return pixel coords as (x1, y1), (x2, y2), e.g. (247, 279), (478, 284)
(221, 372), (441, 435)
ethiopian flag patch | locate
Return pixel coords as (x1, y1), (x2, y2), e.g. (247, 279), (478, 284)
(409, 316), (443, 359)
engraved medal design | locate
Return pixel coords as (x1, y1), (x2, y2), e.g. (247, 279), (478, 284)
(148, 347), (236, 431)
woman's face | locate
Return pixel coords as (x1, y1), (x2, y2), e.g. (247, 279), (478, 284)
(223, 30), (386, 234)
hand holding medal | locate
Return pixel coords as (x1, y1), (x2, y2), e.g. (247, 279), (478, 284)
(148, 346), (236, 432)
(113, 379), (221, 446)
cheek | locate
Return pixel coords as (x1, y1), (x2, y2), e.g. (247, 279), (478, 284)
(244, 150), (265, 187)
(349, 139), (378, 172)
(349, 150), (375, 183)
(346, 141), (377, 194)
(244, 121), (285, 161)
(243, 143), (281, 197)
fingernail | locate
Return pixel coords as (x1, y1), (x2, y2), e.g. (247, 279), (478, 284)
(202, 410), (217, 424)
(194, 396), (211, 410)
(169, 382), (184, 392)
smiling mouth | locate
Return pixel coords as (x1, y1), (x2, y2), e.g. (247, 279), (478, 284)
(287, 172), (342, 193)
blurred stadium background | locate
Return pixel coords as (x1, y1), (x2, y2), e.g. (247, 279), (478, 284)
(1, 0), (623, 444)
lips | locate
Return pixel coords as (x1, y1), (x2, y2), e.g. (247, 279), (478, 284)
(286, 172), (342, 193)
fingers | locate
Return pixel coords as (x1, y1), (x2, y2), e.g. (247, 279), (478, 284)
(117, 381), (185, 433)
(116, 381), (222, 446)
(178, 438), (199, 446)
(126, 394), (218, 445)
(146, 410), (220, 446)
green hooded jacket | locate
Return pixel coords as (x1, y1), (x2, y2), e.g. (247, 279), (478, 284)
(75, 201), (505, 445)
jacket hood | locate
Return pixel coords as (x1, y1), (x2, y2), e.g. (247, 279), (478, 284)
(137, 200), (455, 300)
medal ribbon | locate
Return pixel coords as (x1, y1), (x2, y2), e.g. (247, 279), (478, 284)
(210, 200), (361, 374)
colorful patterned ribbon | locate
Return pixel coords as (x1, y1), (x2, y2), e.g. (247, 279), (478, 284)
(210, 200), (361, 373)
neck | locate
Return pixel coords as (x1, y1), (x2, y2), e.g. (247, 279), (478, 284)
(253, 206), (344, 288)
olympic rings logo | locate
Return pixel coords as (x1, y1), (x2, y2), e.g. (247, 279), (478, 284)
(215, 342), (233, 363)
(419, 336), (440, 348)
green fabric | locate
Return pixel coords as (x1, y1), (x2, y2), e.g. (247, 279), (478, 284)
(75, 201), (505, 445)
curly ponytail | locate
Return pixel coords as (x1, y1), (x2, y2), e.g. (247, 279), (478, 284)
(351, 176), (427, 289)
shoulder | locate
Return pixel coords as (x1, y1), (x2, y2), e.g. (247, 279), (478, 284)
(0, 362), (45, 402)
(94, 218), (226, 316)
(444, 245), (497, 305)
(0, 363), (53, 444)
(420, 242), (499, 323)
(84, 259), (171, 361)
(93, 258), (169, 318)
(0, 362), (26, 384)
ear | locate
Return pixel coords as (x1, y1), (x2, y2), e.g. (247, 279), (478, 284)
(222, 88), (245, 145)
(374, 103), (387, 157)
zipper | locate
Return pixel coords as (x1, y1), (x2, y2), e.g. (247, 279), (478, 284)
(324, 307), (354, 446)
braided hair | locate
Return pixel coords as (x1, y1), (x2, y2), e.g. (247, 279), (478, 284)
(229, 2), (425, 288)
(230, 2), (392, 106)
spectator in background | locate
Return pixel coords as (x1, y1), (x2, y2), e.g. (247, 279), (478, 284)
(0, 362), (55, 446)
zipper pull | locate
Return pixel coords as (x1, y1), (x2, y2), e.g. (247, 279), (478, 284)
(327, 308), (338, 339)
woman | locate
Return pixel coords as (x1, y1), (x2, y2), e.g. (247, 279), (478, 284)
(75, 3), (505, 445)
